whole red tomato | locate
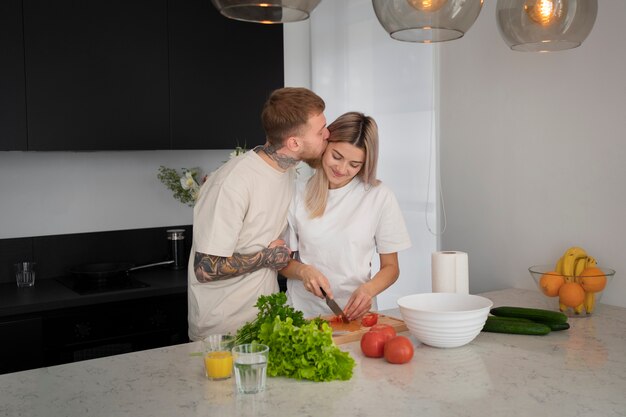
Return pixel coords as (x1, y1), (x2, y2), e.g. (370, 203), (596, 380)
(361, 313), (378, 327)
(384, 336), (414, 364)
(369, 324), (396, 342)
(360, 331), (387, 358)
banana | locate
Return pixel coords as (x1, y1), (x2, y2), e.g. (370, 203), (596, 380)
(583, 255), (597, 314)
(559, 302), (568, 312)
(573, 257), (586, 314)
(562, 246), (587, 278)
(574, 257), (586, 277)
(586, 256), (598, 267)
(555, 256), (564, 274)
(584, 291), (596, 314)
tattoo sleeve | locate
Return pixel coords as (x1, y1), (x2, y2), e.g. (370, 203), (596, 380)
(193, 246), (291, 283)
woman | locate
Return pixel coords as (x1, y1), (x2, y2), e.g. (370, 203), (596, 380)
(280, 112), (411, 321)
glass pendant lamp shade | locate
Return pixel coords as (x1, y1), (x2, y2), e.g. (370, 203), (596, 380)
(210, 0), (321, 24)
(496, 0), (598, 52)
(372, 0), (484, 43)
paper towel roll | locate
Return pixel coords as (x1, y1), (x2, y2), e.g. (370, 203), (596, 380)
(431, 251), (469, 294)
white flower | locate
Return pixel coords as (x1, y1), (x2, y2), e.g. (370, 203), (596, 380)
(229, 146), (247, 159)
(190, 188), (201, 201)
(180, 171), (198, 190)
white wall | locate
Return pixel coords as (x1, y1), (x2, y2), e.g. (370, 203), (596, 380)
(439, 1), (626, 307)
(0, 150), (229, 238)
(289, 0), (439, 309)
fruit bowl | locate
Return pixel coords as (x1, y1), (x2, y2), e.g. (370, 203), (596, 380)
(529, 265), (615, 317)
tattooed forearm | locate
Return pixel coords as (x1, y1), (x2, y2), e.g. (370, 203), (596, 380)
(260, 143), (299, 170)
(193, 247), (291, 283)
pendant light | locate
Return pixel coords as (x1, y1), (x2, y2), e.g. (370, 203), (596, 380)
(372, 0), (484, 43)
(210, 0), (321, 24)
(496, 0), (598, 52)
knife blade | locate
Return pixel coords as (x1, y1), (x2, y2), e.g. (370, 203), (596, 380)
(320, 288), (349, 323)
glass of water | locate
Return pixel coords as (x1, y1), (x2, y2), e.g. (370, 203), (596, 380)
(231, 343), (269, 394)
(14, 262), (36, 287)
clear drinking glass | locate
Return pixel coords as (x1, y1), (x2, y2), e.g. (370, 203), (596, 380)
(203, 334), (235, 380)
(14, 262), (36, 287)
(232, 343), (269, 394)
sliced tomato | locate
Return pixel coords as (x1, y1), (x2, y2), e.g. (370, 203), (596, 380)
(329, 315), (343, 323)
(361, 312), (379, 327)
(360, 331), (387, 358)
(369, 323), (396, 342)
(384, 335), (414, 364)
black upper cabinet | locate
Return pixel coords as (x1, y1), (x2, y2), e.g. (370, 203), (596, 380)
(23, 0), (170, 150)
(4, 0), (283, 151)
(0, 0), (27, 151)
(168, 0), (284, 149)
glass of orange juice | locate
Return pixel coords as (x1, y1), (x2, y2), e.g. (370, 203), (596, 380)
(203, 334), (235, 380)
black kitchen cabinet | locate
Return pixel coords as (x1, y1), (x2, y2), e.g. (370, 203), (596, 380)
(0, 293), (187, 374)
(2, 0), (283, 151)
(0, 0), (27, 151)
(0, 316), (43, 374)
(23, 0), (170, 150)
(168, 0), (284, 149)
(42, 293), (188, 368)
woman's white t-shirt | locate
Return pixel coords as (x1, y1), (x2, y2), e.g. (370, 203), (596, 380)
(285, 177), (411, 318)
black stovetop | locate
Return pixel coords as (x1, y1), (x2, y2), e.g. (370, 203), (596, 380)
(56, 275), (150, 295)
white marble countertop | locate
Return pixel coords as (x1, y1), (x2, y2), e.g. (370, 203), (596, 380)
(1, 288), (625, 417)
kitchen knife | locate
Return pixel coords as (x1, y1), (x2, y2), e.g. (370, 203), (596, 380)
(320, 288), (349, 323)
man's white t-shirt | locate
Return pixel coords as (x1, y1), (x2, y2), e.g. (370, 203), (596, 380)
(285, 177), (411, 318)
(188, 150), (295, 340)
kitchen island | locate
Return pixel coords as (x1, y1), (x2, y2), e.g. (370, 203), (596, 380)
(1, 288), (625, 417)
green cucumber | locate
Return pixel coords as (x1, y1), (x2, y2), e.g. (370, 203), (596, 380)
(544, 322), (570, 331)
(490, 306), (568, 324)
(484, 316), (534, 323)
(482, 316), (551, 335)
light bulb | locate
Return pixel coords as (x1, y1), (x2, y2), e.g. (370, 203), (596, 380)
(524, 0), (567, 26)
(407, 0), (448, 12)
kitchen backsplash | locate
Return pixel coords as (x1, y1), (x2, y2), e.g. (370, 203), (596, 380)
(0, 225), (192, 284)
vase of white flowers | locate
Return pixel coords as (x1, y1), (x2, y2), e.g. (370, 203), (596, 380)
(157, 166), (205, 207)
(158, 146), (248, 207)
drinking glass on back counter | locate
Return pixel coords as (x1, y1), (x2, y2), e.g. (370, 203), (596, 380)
(232, 343), (269, 394)
(203, 334), (235, 380)
(15, 262), (36, 287)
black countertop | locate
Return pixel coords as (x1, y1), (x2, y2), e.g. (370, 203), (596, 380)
(0, 267), (188, 319)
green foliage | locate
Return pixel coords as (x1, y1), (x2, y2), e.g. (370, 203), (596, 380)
(157, 166), (201, 207)
(235, 293), (355, 382)
(258, 317), (355, 382)
(235, 292), (306, 345)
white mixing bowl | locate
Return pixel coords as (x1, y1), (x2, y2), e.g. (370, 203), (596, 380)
(397, 293), (493, 348)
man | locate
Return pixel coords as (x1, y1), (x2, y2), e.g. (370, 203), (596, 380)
(188, 87), (329, 340)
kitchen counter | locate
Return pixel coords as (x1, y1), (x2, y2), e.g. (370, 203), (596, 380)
(1, 288), (625, 417)
(0, 268), (188, 318)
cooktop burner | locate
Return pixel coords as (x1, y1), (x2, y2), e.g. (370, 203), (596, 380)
(56, 275), (150, 295)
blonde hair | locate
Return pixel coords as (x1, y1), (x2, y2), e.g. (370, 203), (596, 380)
(305, 112), (380, 218)
(261, 87), (326, 147)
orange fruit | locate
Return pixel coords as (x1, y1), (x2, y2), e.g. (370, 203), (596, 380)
(579, 267), (607, 292)
(539, 272), (565, 297)
(559, 282), (586, 308)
